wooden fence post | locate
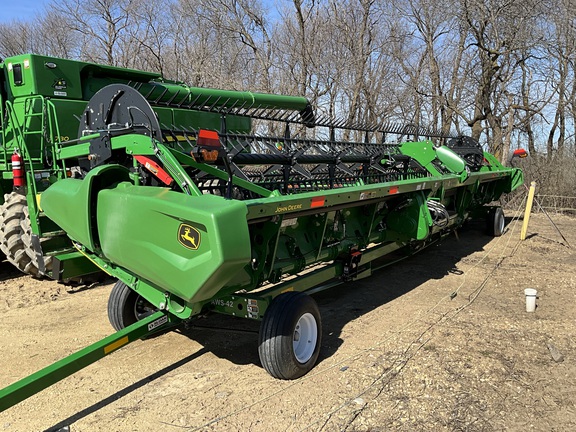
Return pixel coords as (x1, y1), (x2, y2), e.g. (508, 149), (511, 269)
(520, 181), (537, 240)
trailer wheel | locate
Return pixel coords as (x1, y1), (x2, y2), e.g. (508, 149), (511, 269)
(0, 192), (51, 277)
(487, 206), (505, 237)
(108, 280), (156, 331)
(258, 292), (322, 380)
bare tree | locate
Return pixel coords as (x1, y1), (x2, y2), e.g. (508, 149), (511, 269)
(457, 0), (545, 160)
(34, 11), (82, 58)
(1, 0), (572, 164)
(51, 0), (135, 65)
(0, 21), (37, 58)
(544, 0), (576, 158)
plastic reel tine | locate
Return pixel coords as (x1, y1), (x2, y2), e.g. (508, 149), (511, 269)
(335, 118), (347, 128)
(281, 110), (297, 122)
(142, 85), (155, 100)
(235, 100), (252, 114)
(172, 129), (188, 152)
(278, 111), (297, 123)
(264, 110), (280, 122)
(419, 126), (428, 137)
(324, 116), (339, 129)
(324, 117), (337, 128)
(174, 92), (189, 108)
(153, 87), (169, 104)
(328, 117), (341, 128)
(254, 106), (271, 119)
(377, 121), (390, 133)
(181, 130), (195, 148)
(393, 123), (407, 134)
(226, 100), (245, 115)
(165, 89), (181, 106)
(187, 93), (204, 109)
(313, 115), (327, 128)
(207, 96), (227, 111)
(384, 123), (398, 133)
(343, 120), (355, 130)
(279, 111), (298, 124)
(311, 113), (322, 124)
(359, 121), (372, 132)
(400, 124), (412, 134)
(341, 119), (353, 129)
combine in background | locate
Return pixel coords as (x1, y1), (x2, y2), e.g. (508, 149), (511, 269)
(0, 54), (257, 280)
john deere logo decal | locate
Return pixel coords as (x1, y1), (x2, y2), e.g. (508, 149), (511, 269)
(178, 224), (200, 250)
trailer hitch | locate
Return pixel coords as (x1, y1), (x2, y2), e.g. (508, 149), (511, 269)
(0, 311), (180, 412)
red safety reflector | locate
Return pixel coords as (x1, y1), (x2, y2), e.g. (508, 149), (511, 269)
(389, 186), (399, 194)
(197, 129), (220, 147)
(311, 196), (325, 208)
(134, 155), (174, 186)
(513, 148), (528, 158)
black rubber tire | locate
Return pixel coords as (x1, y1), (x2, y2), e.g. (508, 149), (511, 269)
(258, 292), (322, 380)
(486, 206), (505, 237)
(21, 205), (52, 274)
(107, 280), (156, 331)
(0, 192), (51, 277)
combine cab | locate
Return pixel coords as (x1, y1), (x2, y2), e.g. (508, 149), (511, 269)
(0, 55), (523, 410)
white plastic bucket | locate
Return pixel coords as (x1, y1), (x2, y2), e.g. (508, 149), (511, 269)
(524, 288), (538, 312)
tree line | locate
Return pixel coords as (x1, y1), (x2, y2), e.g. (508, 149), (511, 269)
(1, 0), (575, 164)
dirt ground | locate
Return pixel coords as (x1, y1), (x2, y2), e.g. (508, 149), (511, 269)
(0, 212), (574, 432)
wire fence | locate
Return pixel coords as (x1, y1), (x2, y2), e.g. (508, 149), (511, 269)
(533, 195), (576, 214)
(501, 191), (576, 216)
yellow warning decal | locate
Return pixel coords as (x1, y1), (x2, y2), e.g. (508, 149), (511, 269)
(178, 223), (201, 250)
(104, 336), (129, 354)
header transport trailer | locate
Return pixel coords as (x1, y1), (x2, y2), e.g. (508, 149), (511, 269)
(0, 54), (523, 411)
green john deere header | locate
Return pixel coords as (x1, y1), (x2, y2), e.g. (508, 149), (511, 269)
(0, 54), (523, 412)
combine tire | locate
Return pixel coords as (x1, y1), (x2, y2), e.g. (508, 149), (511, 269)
(108, 280), (156, 331)
(0, 192), (51, 277)
(258, 292), (322, 380)
(487, 206), (505, 237)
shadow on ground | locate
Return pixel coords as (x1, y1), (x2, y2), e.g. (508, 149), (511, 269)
(45, 221), (494, 431)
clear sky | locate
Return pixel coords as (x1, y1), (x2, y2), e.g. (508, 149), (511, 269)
(0, 0), (47, 23)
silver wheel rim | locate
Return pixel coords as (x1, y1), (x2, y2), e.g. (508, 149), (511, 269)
(293, 312), (318, 363)
(133, 296), (155, 320)
(498, 212), (505, 233)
